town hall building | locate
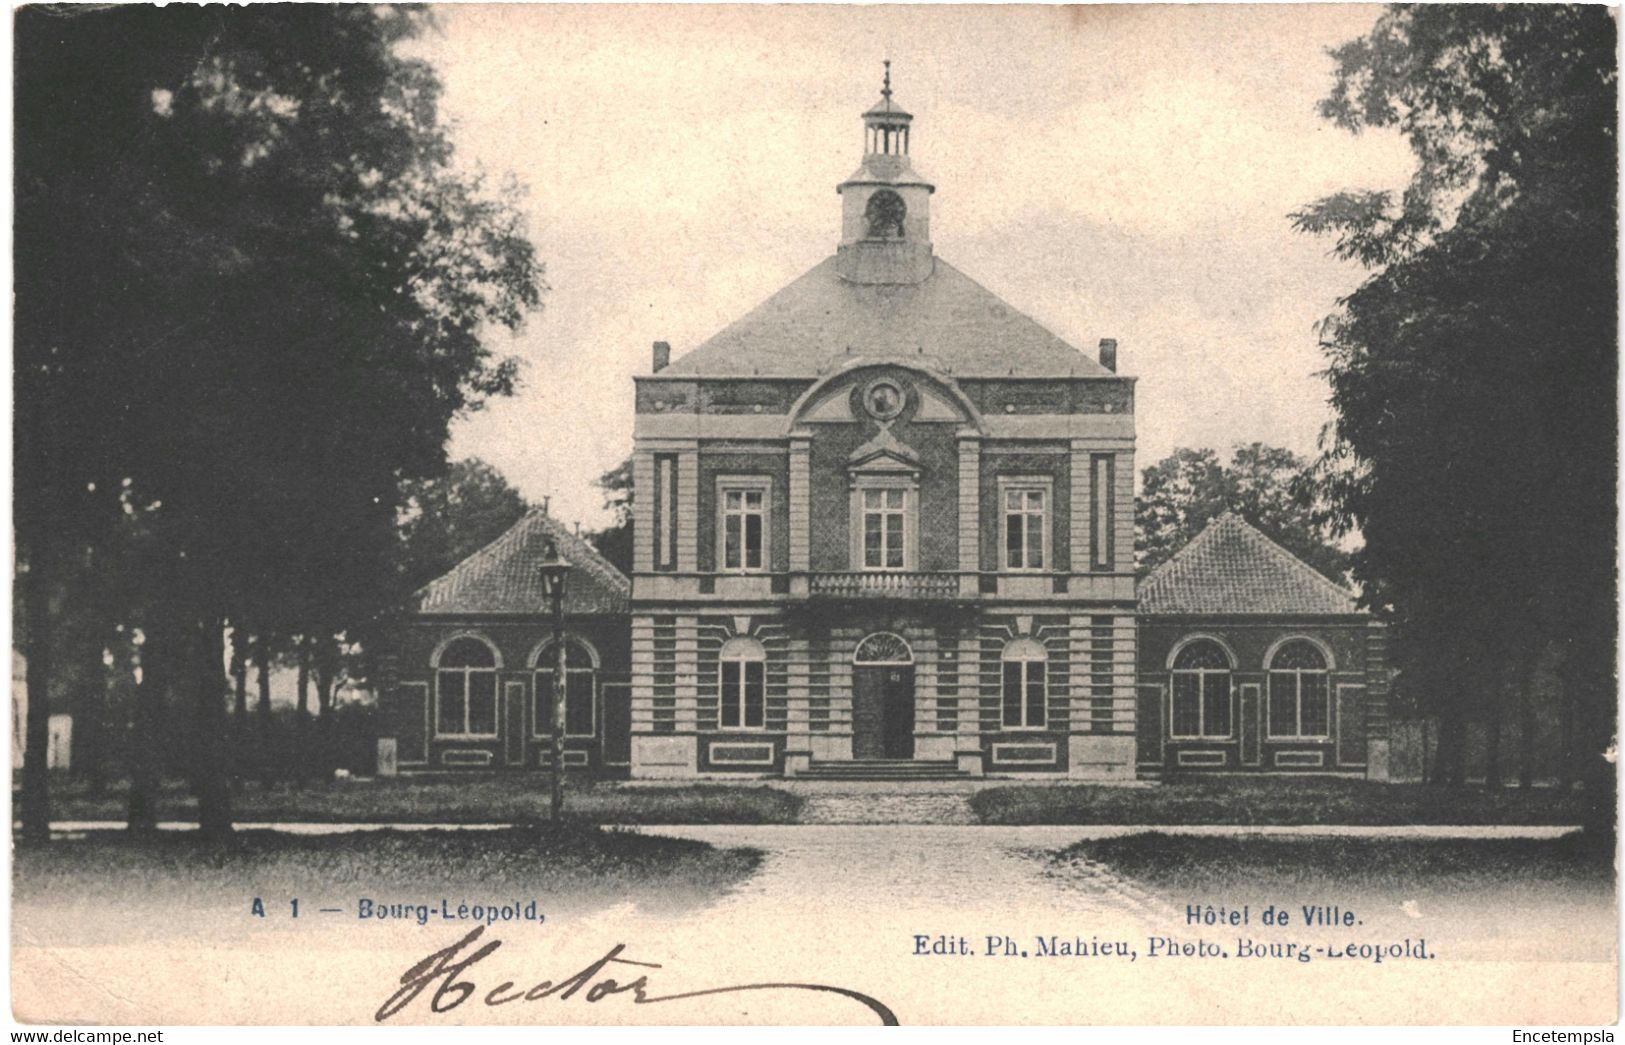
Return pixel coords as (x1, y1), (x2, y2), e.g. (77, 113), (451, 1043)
(380, 71), (1388, 782)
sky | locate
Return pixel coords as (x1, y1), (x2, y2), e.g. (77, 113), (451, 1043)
(415, 4), (1416, 530)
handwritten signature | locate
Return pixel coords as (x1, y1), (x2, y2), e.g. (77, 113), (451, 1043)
(376, 925), (899, 1026)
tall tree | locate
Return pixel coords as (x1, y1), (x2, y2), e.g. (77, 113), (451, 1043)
(397, 458), (531, 592)
(1292, 6), (1615, 811)
(1136, 444), (1351, 583)
(16, 6), (545, 840)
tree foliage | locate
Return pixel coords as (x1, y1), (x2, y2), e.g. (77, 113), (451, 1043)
(398, 458), (531, 592)
(1136, 445), (1351, 584)
(586, 456), (635, 576)
(15, 6), (544, 839)
(1291, 5), (1616, 797)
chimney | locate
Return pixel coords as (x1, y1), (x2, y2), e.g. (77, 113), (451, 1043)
(652, 341), (671, 372)
(1098, 338), (1118, 373)
(542, 495), (551, 515)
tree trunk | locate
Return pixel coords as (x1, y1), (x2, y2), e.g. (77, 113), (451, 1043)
(127, 628), (165, 836)
(1483, 664), (1505, 792)
(1420, 716), (1432, 786)
(257, 634), (275, 788)
(82, 649), (106, 797)
(294, 637), (311, 789)
(1558, 670), (1576, 791)
(192, 617), (234, 842)
(1435, 687), (1467, 787)
(18, 552), (54, 845)
(315, 640), (336, 785)
(1518, 651), (1539, 789)
(231, 628), (248, 787)
(1560, 649), (1617, 848)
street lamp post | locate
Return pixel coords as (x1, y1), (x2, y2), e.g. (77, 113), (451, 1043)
(537, 537), (570, 823)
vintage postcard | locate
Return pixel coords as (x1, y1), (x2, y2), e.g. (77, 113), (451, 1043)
(10, 2), (1618, 1029)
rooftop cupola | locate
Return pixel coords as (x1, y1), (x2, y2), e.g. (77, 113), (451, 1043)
(863, 61), (913, 157)
(837, 61), (935, 286)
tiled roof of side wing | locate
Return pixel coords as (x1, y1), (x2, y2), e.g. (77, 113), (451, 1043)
(656, 255), (1114, 378)
(416, 508), (630, 616)
(1139, 512), (1361, 616)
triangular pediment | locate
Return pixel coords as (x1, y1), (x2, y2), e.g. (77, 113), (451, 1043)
(848, 427), (921, 473)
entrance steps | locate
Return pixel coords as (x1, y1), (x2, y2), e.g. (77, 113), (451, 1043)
(796, 758), (973, 782)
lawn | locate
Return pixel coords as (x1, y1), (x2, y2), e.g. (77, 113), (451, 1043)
(14, 823), (762, 946)
(34, 774), (804, 825)
(971, 775), (1596, 825)
(1047, 832), (1616, 963)
(1054, 831), (1614, 894)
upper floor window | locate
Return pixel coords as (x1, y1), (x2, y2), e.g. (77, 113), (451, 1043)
(1001, 479), (1049, 571)
(1001, 637), (1048, 730)
(434, 635), (499, 738)
(718, 478), (769, 572)
(1170, 638), (1232, 739)
(1268, 639), (1331, 739)
(861, 487), (908, 569)
(533, 637), (597, 738)
(719, 636), (766, 730)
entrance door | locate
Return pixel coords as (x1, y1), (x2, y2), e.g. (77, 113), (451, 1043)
(854, 665), (915, 759)
(852, 667), (886, 760)
(880, 666), (915, 759)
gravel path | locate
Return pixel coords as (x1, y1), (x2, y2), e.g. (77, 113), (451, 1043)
(796, 790), (978, 824)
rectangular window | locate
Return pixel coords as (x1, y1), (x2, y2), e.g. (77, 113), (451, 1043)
(719, 480), (769, 571)
(467, 673), (497, 735)
(1269, 673), (1330, 738)
(1203, 677), (1233, 737)
(438, 670), (497, 737)
(1170, 674), (1202, 737)
(656, 455), (676, 570)
(1300, 674), (1329, 736)
(1001, 661), (1046, 729)
(1091, 454), (1114, 570)
(535, 670), (595, 737)
(862, 487), (907, 569)
(1171, 672), (1232, 739)
(720, 660), (766, 729)
(1002, 485), (1047, 570)
(437, 673), (465, 736)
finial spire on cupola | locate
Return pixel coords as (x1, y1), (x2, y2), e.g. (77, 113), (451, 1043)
(863, 59), (913, 155)
(838, 63), (935, 284)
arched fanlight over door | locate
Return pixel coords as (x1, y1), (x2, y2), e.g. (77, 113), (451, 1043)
(853, 631), (913, 665)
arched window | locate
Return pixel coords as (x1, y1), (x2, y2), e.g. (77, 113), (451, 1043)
(854, 632), (913, 665)
(865, 190), (906, 239)
(1268, 639), (1330, 738)
(719, 636), (766, 730)
(435, 636), (499, 737)
(533, 638), (597, 738)
(1001, 637), (1047, 730)
(1170, 638), (1232, 739)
